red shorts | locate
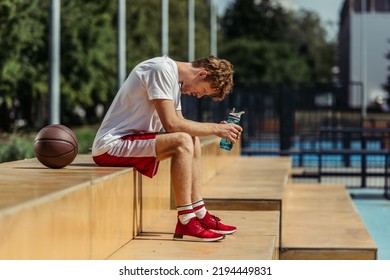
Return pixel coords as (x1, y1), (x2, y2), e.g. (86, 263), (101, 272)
(93, 133), (159, 178)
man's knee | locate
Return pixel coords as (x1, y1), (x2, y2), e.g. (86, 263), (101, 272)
(175, 132), (194, 154)
(155, 132), (195, 160)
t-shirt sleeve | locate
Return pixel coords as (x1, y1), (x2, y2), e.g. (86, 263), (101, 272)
(145, 66), (176, 101)
(143, 62), (181, 111)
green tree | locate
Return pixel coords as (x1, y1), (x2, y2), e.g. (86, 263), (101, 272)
(0, 0), (49, 130)
(222, 38), (310, 88)
(286, 9), (337, 83)
(126, 0), (162, 68)
(0, 0), (214, 131)
(126, 0), (211, 68)
(60, 1), (117, 124)
(221, 0), (290, 42)
(219, 0), (337, 87)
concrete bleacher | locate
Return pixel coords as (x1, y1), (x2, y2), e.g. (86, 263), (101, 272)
(108, 210), (280, 260)
(0, 155), (138, 259)
(281, 183), (377, 259)
(0, 136), (377, 260)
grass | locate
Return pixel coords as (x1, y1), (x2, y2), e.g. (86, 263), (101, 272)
(0, 125), (98, 163)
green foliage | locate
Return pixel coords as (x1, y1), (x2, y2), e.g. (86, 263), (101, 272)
(74, 126), (97, 154)
(0, 0), (213, 131)
(0, 0), (49, 124)
(220, 0), (337, 87)
(126, 0), (211, 67)
(287, 9), (337, 83)
(59, 1), (117, 124)
(0, 135), (35, 162)
(222, 38), (310, 88)
(126, 0), (164, 66)
(222, 0), (290, 42)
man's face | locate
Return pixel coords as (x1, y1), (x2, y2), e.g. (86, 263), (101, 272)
(182, 80), (217, 98)
(181, 69), (218, 99)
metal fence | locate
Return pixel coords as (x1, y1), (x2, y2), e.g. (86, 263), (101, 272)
(182, 84), (390, 198)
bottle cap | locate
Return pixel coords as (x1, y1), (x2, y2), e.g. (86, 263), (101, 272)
(228, 108), (245, 121)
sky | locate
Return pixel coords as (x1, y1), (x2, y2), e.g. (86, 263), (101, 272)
(218, 0), (345, 41)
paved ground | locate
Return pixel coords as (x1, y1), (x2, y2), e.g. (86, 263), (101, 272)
(349, 188), (390, 260)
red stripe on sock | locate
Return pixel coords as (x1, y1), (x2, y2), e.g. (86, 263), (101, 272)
(193, 204), (205, 211)
(178, 209), (194, 215)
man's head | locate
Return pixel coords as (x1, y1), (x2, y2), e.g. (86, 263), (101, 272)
(191, 56), (234, 101)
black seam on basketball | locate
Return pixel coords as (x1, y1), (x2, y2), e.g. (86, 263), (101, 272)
(34, 140), (76, 157)
(35, 150), (76, 158)
(34, 139), (77, 149)
(37, 125), (78, 147)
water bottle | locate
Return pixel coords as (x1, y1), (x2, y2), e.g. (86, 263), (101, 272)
(220, 108), (245, 151)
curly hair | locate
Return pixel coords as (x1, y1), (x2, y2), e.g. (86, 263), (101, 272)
(191, 56), (234, 101)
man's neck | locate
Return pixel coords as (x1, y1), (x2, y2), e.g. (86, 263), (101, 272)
(175, 61), (193, 84)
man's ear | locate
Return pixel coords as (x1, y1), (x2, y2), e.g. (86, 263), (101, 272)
(197, 69), (208, 79)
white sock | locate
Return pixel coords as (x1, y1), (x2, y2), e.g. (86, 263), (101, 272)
(177, 204), (196, 224)
(192, 199), (207, 219)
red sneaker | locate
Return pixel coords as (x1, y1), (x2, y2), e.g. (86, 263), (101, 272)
(173, 217), (225, 242)
(200, 212), (237, 235)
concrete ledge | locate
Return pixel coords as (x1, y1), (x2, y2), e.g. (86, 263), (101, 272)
(0, 155), (137, 259)
(202, 156), (291, 211)
(280, 183), (377, 260)
(108, 210), (280, 260)
(0, 136), (235, 259)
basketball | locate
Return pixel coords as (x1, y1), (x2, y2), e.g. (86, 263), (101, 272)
(34, 124), (78, 169)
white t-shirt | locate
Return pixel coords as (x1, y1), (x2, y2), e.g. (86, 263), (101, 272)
(92, 56), (181, 156)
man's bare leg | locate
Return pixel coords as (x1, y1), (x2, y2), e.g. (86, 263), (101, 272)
(155, 132), (225, 241)
(155, 132), (193, 206)
(191, 136), (202, 202)
(189, 136), (238, 235)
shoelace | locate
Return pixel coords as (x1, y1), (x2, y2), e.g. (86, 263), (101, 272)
(193, 217), (210, 230)
(211, 215), (221, 222)
(209, 214), (221, 229)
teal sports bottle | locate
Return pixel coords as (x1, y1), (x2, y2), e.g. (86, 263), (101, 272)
(219, 108), (245, 151)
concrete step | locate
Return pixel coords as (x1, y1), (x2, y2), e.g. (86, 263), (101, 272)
(280, 183), (377, 260)
(108, 210), (280, 260)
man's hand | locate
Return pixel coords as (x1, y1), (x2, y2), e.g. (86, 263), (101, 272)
(217, 121), (243, 143)
(153, 99), (243, 141)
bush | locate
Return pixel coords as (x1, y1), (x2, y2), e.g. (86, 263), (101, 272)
(0, 135), (35, 163)
(74, 126), (97, 154)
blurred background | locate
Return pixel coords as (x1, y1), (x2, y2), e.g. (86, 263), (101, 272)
(2, 0), (390, 260)
(1, 0), (390, 178)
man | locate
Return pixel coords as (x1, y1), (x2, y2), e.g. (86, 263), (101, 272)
(92, 55), (242, 242)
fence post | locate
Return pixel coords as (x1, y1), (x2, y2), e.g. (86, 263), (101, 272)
(279, 85), (294, 154)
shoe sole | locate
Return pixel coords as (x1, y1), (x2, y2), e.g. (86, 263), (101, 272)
(173, 234), (225, 242)
(210, 229), (237, 235)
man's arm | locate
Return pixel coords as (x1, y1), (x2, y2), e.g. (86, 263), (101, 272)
(153, 99), (241, 143)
